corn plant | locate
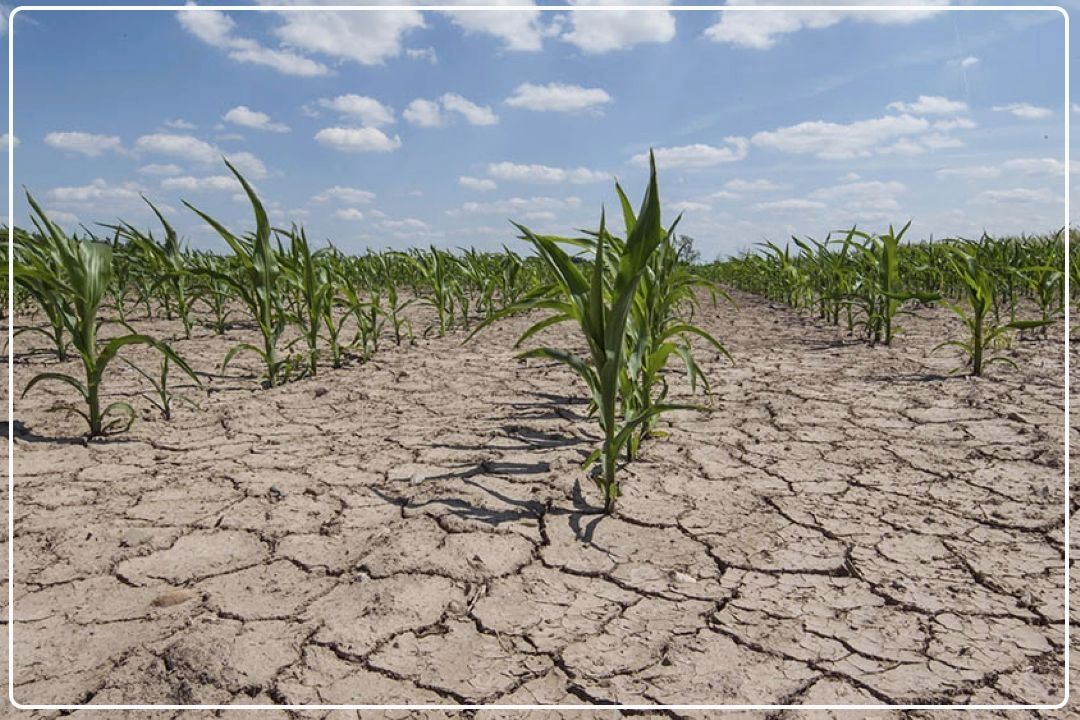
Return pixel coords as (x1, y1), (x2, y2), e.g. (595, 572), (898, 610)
(481, 153), (703, 514)
(933, 242), (1052, 376)
(279, 225), (333, 377)
(19, 194), (199, 437)
(113, 198), (196, 338)
(185, 160), (287, 387)
(121, 355), (199, 421)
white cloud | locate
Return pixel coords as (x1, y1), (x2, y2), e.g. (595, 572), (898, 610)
(335, 208), (365, 221)
(43, 209), (80, 226)
(936, 165), (1001, 180)
(312, 186), (376, 204)
(403, 99), (444, 127)
(632, 139), (749, 169)
(1002, 158), (1066, 176)
(404, 94), (497, 126)
(487, 161), (607, 184)
(505, 82), (612, 113)
(704, 0), (948, 50)
(314, 127), (402, 153)
(753, 198), (825, 212)
(224, 105), (290, 133)
(382, 218), (428, 230)
(992, 103), (1053, 119)
(43, 131), (124, 157)
(164, 118), (197, 130)
(48, 178), (142, 203)
(751, 114), (932, 160)
(670, 201), (710, 213)
(138, 163), (184, 176)
(162, 175), (244, 192)
(440, 0), (548, 52)
(887, 95), (967, 116)
(440, 93), (499, 126)
(406, 46), (437, 64)
(177, 4), (330, 77)
(978, 188), (1060, 203)
(725, 178), (783, 192)
(808, 180), (905, 213)
(460, 176), (498, 192)
(561, 0), (676, 54)
(271, 7), (425, 66)
(226, 151), (268, 179)
(1, 133), (17, 152)
(933, 117), (976, 131)
(135, 133), (220, 164)
(454, 196), (582, 215)
(317, 95), (395, 128)
(936, 159), (1064, 180)
(956, 55), (979, 68)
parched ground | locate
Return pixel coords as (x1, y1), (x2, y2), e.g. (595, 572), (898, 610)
(0, 289), (1074, 718)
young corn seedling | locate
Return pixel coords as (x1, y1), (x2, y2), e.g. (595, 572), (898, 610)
(279, 225), (334, 377)
(121, 355), (200, 421)
(186, 160), (288, 387)
(19, 194), (200, 437)
(934, 242), (1052, 376)
(479, 153), (694, 514)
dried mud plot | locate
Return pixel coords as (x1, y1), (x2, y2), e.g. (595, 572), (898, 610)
(4, 291), (1072, 717)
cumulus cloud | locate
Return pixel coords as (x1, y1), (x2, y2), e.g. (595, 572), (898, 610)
(177, 4), (330, 76)
(440, 93), (499, 126)
(270, 5), (425, 66)
(753, 198), (825, 212)
(453, 196), (582, 215)
(704, 0), (948, 50)
(44, 131), (125, 157)
(978, 187), (1060, 203)
(992, 103), (1053, 119)
(404, 94), (497, 126)
(886, 95), (968, 116)
(314, 127), (402, 153)
(135, 133), (220, 164)
(560, 0), (676, 53)
(48, 178), (143, 203)
(403, 99), (444, 127)
(505, 82), (612, 113)
(162, 175), (244, 192)
(460, 176), (498, 191)
(335, 207), (365, 221)
(138, 163), (184, 176)
(223, 106), (290, 133)
(312, 186), (376, 204)
(440, 0), (548, 52)
(941, 159), (1065, 180)
(487, 161), (607, 184)
(725, 178), (783, 192)
(317, 95), (395, 128)
(164, 118), (197, 130)
(751, 114), (939, 160)
(631, 139), (749, 169)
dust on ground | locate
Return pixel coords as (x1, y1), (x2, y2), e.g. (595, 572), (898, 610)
(1, 290), (1075, 718)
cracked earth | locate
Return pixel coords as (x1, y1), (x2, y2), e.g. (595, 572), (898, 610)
(1, 290), (1075, 718)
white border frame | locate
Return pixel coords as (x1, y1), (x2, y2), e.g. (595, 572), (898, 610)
(5, 4), (1071, 713)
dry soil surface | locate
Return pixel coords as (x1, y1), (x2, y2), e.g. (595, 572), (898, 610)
(1, 290), (1075, 719)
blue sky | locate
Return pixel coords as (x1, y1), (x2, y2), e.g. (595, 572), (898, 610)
(0, 2), (1071, 259)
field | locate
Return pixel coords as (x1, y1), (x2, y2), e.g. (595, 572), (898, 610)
(2, 163), (1076, 716)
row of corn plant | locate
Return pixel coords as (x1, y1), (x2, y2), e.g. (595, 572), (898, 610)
(706, 226), (1066, 376)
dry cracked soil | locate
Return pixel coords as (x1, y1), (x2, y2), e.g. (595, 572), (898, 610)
(0, 290), (1075, 719)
